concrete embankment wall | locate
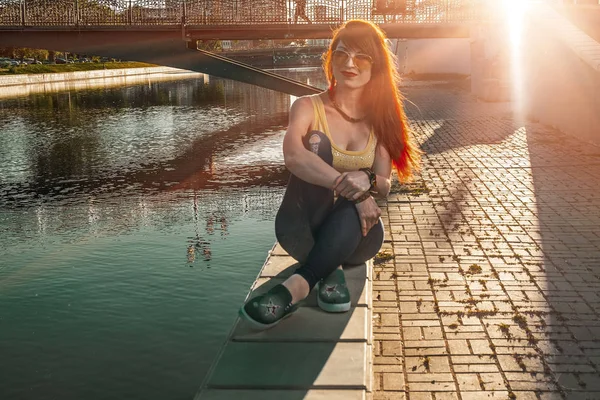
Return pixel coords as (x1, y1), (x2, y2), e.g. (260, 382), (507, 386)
(0, 66), (204, 98)
(0, 66), (201, 87)
(522, 7), (600, 146)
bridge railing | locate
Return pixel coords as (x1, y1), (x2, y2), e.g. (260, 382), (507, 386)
(0, 0), (493, 27)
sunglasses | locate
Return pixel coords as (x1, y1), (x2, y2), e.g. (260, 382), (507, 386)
(332, 49), (373, 71)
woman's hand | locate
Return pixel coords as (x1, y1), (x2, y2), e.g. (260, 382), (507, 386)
(333, 171), (371, 201)
(355, 196), (381, 237)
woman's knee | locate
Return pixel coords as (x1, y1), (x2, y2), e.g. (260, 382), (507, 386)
(344, 218), (385, 265)
(325, 198), (362, 233)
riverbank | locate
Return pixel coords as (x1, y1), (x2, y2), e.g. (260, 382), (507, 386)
(0, 65), (199, 87)
(0, 66), (205, 98)
(0, 61), (155, 75)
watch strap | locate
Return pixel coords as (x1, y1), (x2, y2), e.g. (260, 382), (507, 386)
(359, 167), (376, 189)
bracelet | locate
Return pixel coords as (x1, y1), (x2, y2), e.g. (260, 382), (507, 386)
(354, 192), (371, 204)
(359, 167), (377, 190)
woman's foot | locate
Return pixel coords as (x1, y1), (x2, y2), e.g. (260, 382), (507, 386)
(239, 284), (299, 331)
(317, 268), (351, 313)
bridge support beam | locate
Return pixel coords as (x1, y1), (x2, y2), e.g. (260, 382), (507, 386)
(0, 31), (320, 96)
(184, 42), (320, 96)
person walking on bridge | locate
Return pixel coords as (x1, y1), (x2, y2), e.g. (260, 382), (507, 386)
(293, 0), (311, 23)
(240, 20), (421, 330)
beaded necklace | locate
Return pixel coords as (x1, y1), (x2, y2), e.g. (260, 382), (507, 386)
(327, 87), (366, 123)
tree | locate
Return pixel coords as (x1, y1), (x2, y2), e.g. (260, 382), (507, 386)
(13, 48), (49, 61)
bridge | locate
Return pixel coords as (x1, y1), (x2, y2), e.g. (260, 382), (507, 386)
(0, 0), (499, 96)
(0, 0), (491, 38)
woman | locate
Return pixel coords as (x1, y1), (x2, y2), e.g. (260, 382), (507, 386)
(240, 20), (421, 330)
(293, 0), (311, 24)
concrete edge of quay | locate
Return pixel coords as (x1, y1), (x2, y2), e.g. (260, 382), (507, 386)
(194, 242), (374, 400)
(0, 66), (203, 87)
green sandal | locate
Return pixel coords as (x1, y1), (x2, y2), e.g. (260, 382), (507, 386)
(317, 269), (351, 313)
(239, 284), (299, 331)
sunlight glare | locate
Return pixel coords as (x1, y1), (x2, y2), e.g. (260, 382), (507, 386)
(503, 0), (531, 124)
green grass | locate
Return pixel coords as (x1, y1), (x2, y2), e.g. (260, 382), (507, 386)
(0, 62), (157, 75)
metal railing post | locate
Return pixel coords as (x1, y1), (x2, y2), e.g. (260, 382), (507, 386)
(20, 0), (26, 26)
(128, 0), (132, 25)
(181, 0), (188, 41)
(444, 0), (448, 23)
(74, 0), (79, 26)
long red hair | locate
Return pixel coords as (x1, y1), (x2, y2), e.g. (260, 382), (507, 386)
(323, 20), (421, 182)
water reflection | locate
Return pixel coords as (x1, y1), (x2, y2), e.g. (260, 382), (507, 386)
(186, 193), (231, 264)
(0, 68), (330, 246)
(0, 69), (301, 268)
(0, 72), (300, 207)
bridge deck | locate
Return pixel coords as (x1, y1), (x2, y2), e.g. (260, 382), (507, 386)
(0, 22), (474, 39)
(0, 0), (495, 37)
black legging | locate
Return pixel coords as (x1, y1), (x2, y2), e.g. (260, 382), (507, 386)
(275, 130), (384, 291)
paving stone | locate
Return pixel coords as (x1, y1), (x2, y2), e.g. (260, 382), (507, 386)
(373, 364), (403, 373)
(408, 381), (456, 391)
(452, 355), (496, 365)
(447, 340), (471, 355)
(456, 374), (483, 391)
(406, 372), (454, 383)
(381, 341), (403, 356)
(453, 364), (500, 373)
(460, 392), (510, 400)
(372, 392), (406, 400)
(480, 372), (506, 390)
(382, 373), (405, 391)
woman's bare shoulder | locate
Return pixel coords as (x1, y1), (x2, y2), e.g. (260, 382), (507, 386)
(292, 93), (322, 106)
(291, 95), (313, 108)
(290, 94), (317, 116)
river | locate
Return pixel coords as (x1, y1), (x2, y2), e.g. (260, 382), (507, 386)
(0, 68), (328, 400)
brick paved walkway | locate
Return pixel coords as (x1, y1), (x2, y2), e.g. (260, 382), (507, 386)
(372, 81), (600, 400)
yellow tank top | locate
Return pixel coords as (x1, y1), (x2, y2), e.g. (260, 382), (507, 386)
(309, 95), (377, 173)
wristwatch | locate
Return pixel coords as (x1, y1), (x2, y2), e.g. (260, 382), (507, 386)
(359, 167), (377, 190)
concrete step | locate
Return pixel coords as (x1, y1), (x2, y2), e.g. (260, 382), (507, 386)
(199, 389), (365, 400)
(232, 306), (372, 343)
(207, 341), (368, 389)
(250, 275), (371, 308)
(195, 247), (374, 400)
